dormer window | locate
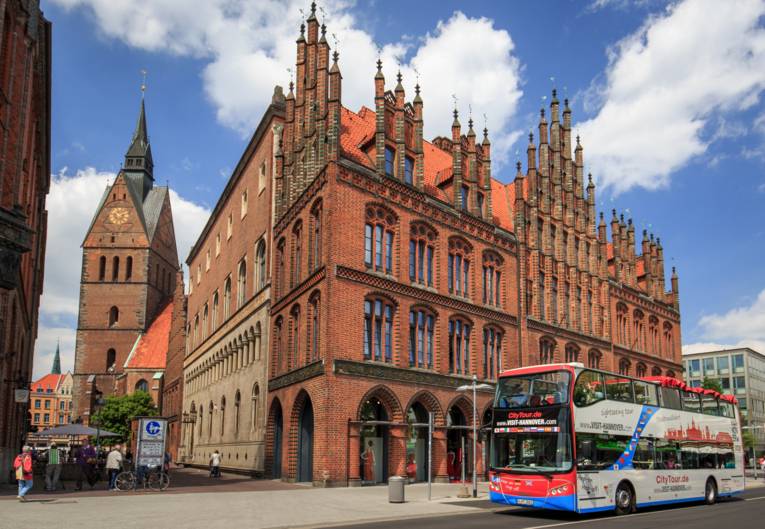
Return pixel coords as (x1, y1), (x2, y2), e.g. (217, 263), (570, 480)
(385, 147), (395, 177)
(404, 156), (414, 185)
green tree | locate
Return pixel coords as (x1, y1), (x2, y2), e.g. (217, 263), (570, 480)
(701, 377), (723, 394)
(743, 429), (755, 451)
(91, 391), (158, 443)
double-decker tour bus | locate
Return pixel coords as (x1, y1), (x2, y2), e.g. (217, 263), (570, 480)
(488, 363), (744, 515)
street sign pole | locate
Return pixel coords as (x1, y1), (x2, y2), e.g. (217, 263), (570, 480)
(428, 411), (433, 501)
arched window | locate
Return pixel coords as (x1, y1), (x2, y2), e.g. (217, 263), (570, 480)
(448, 237), (471, 297)
(112, 256), (120, 281)
(193, 314), (199, 347)
(651, 366), (662, 376)
(409, 223), (436, 287)
(551, 276), (559, 323)
(135, 379), (148, 393)
(289, 305), (301, 370)
(292, 221), (303, 287)
(538, 271), (546, 320)
(236, 259), (247, 309)
(619, 358), (631, 376)
(310, 201), (322, 271)
(587, 349), (601, 369)
(202, 304), (209, 340)
(98, 256), (106, 281)
(633, 310), (645, 351)
(409, 308), (435, 369)
(219, 396), (226, 437)
(616, 303), (629, 345)
(251, 384), (259, 431)
(106, 349), (116, 371)
(274, 316), (284, 374)
(483, 326), (503, 379)
(364, 296), (394, 362)
(198, 405), (204, 436)
(125, 256), (133, 281)
(648, 316), (659, 355)
(666, 370), (676, 379)
(255, 240), (267, 290)
(539, 338), (555, 364)
(108, 306), (119, 327)
(309, 293), (320, 361)
(663, 322), (674, 359)
(212, 291), (219, 331)
(223, 276), (232, 319)
(482, 251), (503, 307)
(636, 363), (647, 378)
(276, 238), (286, 297)
(364, 205), (396, 274)
(564, 343), (580, 363)
(234, 391), (241, 436)
(208, 401), (213, 438)
(254, 322), (262, 360)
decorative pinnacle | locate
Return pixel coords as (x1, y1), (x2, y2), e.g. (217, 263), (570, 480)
(620, 213), (625, 223)
(414, 83), (420, 96)
(332, 50), (339, 63)
(552, 88), (557, 100)
(564, 98), (570, 109)
(628, 218), (633, 227)
(588, 172), (593, 185)
(376, 58), (382, 73)
(396, 70), (402, 84)
(650, 233), (655, 242)
(289, 81), (294, 93)
(576, 135), (581, 145)
(540, 108), (546, 119)
(300, 22), (305, 36)
(516, 161), (522, 172)
(310, 1), (317, 15)
(529, 131), (534, 143)
(140, 69), (147, 97)
(321, 23), (326, 37)
(600, 211), (604, 220)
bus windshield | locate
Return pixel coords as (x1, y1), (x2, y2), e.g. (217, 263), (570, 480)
(494, 370), (571, 409)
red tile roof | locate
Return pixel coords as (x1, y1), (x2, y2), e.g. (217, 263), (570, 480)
(339, 106), (513, 229)
(126, 302), (172, 370)
(31, 374), (63, 393)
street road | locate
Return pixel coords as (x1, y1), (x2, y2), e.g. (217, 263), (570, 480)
(343, 489), (765, 529)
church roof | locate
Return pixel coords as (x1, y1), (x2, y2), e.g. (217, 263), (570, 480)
(124, 301), (173, 370)
(31, 374), (64, 393)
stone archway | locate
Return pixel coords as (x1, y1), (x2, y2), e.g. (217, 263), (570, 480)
(289, 390), (314, 483)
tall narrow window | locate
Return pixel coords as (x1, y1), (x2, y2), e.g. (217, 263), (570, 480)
(310, 201), (322, 271)
(309, 294), (320, 361)
(202, 304), (209, 340)
(292, 221), (302, 287)
(234, 391), (241, 436)
(220, 397), (226, 437)
(125, 256), (133, 281)
(588, 349), (601, 369)
(241, 189), (248, 218)
(276, 238), (286, 297)
(108, 306), (119, 327)
(587, 290), (593, 334)
(112, 256), (120, 281)
(224, 277), (232, 320)
(409, 223), (436, 286)
(564, 343), (579, 363)
(460, 185), (469, 210)
(636, 363), (647, 378)
(274, 317), (284, 374)
(212, 291), (219, 331)
(251, 384), (260, 431)
(98, 256), (106, 281)
(385, 147), (395, 176)
(448, 237), (472, 297)
(619, 358), (631, 376)
(404, 156), (414, 185)
(237, 260), (247, 309)
(551, 277), (558, 323)
(564, 282), (570, 326)
(409, 309), (435, 369)
(290, 305), (301, 369)
(106, 349), (116, 371)
(449, 318), (471, 374)
(539, 338), (555, 364)
(477, 192), (484, 217)
(483, 327), (502, 379)
(364, 206), (396, 274)
(482, 252), (503, 306)
(255, 240), (267, 290)
(539, 271), (546, 320)
(364, 297), (393, 362)
(576, 287), (582, 330)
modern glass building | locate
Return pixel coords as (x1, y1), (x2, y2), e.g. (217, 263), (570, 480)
(683, 347), (765, 453)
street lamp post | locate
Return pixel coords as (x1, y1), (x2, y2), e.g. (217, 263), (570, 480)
(457, 375), (494, 498)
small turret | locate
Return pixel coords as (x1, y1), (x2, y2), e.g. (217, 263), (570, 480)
(452, 108), (463, 210)
(374, 59), (386, 176)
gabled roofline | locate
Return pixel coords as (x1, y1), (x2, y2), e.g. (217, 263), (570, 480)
(186, 100), (285, 264)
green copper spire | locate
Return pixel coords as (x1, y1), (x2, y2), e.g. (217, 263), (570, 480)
(51, 340), (61, 375)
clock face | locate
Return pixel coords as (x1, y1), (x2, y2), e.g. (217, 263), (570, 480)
(108, 207), (129, 225)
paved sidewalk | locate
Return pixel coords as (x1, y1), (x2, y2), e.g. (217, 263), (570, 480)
(0, 477), (493, 529)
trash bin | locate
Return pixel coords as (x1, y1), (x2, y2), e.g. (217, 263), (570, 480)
(388, 476), (406, 503)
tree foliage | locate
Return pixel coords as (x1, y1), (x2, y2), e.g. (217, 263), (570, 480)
(701, 377), (723, 394)
(91, 391), (158, 443)
(743, 429), (755, 451)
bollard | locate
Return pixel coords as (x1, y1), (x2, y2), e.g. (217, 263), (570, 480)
(388, 476), (406, 503)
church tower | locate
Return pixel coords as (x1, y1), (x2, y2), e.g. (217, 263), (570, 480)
(72, 94), (180, 423)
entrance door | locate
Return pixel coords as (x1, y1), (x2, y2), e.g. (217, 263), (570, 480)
(298, 399), (314, 483)
(273, 406), (283, 478)
(447, 407), (467, 481)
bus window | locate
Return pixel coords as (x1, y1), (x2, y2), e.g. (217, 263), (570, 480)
(576, 433), (631, 470)
(655, 439), (680, 469)
(720, 444), (735, 468)
(681, 390), (701, 413)
(719, 400), (734, 418)
(605, 377), (634, 403)
(634, 381), (659, 406)
(573, 370), (604, 407)
(679, 441), (700, 469)
(659, 386), (682, 410)
(699, 448), (717, 469)
(701, 393), (719, 415)
(633, 439), (655, 469)
(495, 371), (571, 408)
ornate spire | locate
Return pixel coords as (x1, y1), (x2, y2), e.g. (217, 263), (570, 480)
(395, 70), (404, 92)
(51, 340), (61, 375)
(375, 58), (384, 79)
(307, 1), (317, 20)
(587, 172), (594, 189)
(452, 107), (460, 128)
(124, 96), (154, 182)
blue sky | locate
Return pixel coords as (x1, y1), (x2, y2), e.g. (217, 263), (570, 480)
(34, 0), (765, 378)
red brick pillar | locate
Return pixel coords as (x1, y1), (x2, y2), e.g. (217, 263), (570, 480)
(348, 422), (361, 486)
(433, 428), (449, 483)
(389, 425), (408, 478)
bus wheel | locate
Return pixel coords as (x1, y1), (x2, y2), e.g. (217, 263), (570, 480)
(615, 482), (635, 515)
(705, 478), (718, 505)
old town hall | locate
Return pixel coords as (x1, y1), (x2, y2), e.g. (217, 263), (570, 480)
(179, 3), (682, 486)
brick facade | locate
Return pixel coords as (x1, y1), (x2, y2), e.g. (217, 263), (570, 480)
(0, 0), (51, 483)
(180, 3), (683, 487)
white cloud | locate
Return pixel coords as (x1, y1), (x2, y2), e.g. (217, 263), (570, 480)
(34, 167), (210, 377)
(51, 1), (523, 172)
(683, 288), (765, 356)
(579, 0), (765, 194)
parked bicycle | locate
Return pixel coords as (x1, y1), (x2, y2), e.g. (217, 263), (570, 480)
(114, 464), (170, 492)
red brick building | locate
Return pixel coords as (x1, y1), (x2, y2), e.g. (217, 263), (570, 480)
(258, 5), (681, 486)
(0, 0), (51, 483)
(72, 96), (183, 425)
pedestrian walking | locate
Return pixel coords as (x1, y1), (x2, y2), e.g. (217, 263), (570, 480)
(209, 450), (221, 478)
(13, 446), (34, 501)
(45, 442), (62, 491)
(75, 443), (98, 490)
(106, 444), (123, 491)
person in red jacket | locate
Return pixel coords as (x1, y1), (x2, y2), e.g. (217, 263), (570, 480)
(13, 446), (34, 501)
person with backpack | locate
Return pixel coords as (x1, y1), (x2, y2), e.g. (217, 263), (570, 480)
(13, 446), (34, 501)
